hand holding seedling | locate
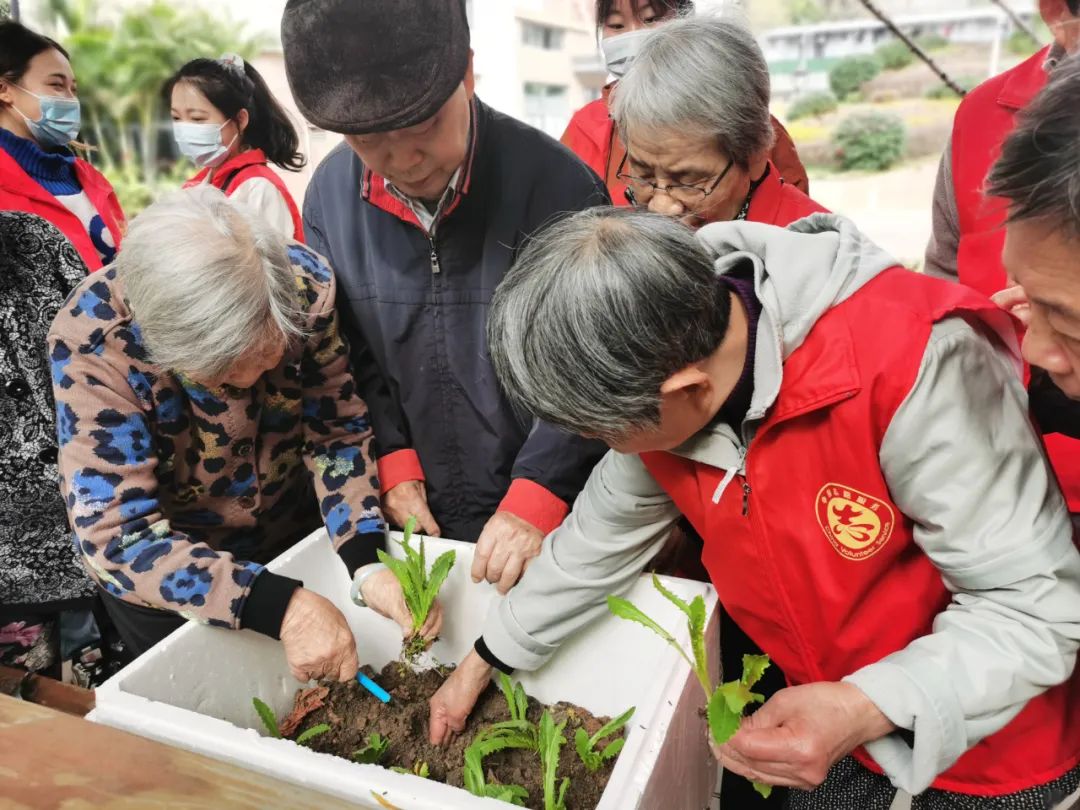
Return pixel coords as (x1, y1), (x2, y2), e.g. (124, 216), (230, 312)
(359, 566), (444, 642)
(382, 480), (441, 537)
(279, 588), (359, 683)
(472, 510), (544, 594)
(428, 648), (493, 745)
(711, 681), (895, 791)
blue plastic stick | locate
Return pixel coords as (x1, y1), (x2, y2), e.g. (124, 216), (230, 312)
(356, 672), (391, 704)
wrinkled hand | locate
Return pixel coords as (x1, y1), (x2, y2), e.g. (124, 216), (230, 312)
(360, 567), (443, 640)
(711, 682), (895, 791)
(279, 588), (359, 683)
(429, 649), (493, 745)
(991, 284), (1032, 327)
(383, 480), (441, 537)
(472, 511), (544, 594)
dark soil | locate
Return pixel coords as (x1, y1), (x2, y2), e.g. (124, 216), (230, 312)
(289, 663), (621, 810)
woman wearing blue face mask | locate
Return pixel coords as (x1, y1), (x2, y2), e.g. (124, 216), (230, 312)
(165, 55), (306, 241)
(0, 21), (125, 272)
(560, 0), (809, 206)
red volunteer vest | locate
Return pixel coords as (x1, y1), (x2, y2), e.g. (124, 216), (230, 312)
(184, 149), (304, 242)
(0, 147), (125, 272)
(642, 268), (1080, 795)
(951, 47), (1080, 512)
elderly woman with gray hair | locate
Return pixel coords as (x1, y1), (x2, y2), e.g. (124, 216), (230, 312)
(610, 15), (825, 229)
(428, 208), (1080, 808)
(47, 187), (441, 682)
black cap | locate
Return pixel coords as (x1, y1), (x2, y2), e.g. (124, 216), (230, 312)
(281, 0), (470, 135)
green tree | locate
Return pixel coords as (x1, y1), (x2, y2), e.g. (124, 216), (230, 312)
(42, 0), (264, 213)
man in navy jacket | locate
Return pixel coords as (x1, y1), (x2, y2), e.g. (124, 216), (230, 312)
(282, 0), (609, 591)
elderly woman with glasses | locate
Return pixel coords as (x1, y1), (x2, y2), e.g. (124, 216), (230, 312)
(613, 15), (826, 229)
(48, 187), (441, 682)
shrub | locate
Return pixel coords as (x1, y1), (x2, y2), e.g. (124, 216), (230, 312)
(925, 75), (977, 99)
(876, 40), (915, 71)
(916, 32), (949, 51)
(829, 54), (883, 100)
(1007, 29), (1041, 56)
(786, 91), (839, 121)
(832, 112), (906, 172)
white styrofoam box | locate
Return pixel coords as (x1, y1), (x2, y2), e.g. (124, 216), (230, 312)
(91, 529), (719, 810)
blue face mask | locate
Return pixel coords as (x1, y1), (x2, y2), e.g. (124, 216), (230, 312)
(172, 120), (237, 169)
(14, 86), (81, 148)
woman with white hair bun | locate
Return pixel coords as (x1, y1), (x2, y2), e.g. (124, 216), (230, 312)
(47, 186), (439, 682)
(609, 15), (825, 229)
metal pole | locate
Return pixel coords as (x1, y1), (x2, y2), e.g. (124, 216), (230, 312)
(856, 0), (968, 97)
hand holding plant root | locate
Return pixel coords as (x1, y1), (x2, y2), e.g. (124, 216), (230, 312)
(376, 516), (455, 662)
(607, 575), (774, 798)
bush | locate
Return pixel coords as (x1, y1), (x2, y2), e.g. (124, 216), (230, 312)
(832, 112), (906, 172)
(875, 40), (915, 71)
(829, 55), (883, 100)
(915, 32), (949, 51)
(924, 75), (977, 99)
(1007, 29), (1041, 56)
(786, 91), (839, 121)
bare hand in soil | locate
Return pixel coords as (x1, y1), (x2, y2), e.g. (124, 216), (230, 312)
(279, 588), (359, 683)
(383, 480), (441, 537)
(428, 649), (493, 745)
(360, 567), (444, 640)
(471, 510), (544, 594)
(711, 681), (896, 790)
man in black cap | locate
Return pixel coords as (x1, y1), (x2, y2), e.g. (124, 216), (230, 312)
(282, 1), (609, 596)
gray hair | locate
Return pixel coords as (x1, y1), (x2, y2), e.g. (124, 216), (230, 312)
(488, 207), (732, 442)
(610, 14), (774, 167)
(116, 186), (305, 379)
(987, 54), (1080, 241)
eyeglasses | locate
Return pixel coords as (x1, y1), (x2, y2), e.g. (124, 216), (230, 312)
(616, 151), (734, 206)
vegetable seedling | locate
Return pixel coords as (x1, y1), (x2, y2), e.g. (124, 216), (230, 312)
(574, 706), (635, 773)
(538, 710), (570, 810)
(462, 725), (533, 806)
(608, 575), (773, 798)
(391, 760), (430, 779)
(377, 515), (456, 661)
(295, 723), (331, 746)
(351, 733), (390, 765)
(252, 697), (281, 738)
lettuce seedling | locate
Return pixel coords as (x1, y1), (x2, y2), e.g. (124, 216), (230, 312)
(351, 733), (390, 764)
(539, 711), (570, 810)
(295, 723), (331, 746)
(462, 725), (533, 806)
(391, 760), (430, 778)
(377, 515), (456, 661)
(608, 575), (773, 798)
(574, 706), (635, 773)
(252, 697), (281, 738)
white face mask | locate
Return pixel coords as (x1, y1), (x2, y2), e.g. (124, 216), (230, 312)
(172, 120), (237, 169)
(600, 28), (655, 78)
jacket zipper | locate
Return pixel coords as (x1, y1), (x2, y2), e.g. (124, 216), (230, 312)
(428, 235), (440, 274)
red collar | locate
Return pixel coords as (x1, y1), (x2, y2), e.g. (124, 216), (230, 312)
(186, 148), (269, 187)
(997, 46), (1051, 111)
(361, 99), (480, 230)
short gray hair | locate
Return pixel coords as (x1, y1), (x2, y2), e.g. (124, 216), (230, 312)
(116, 186), (305, 379)
(611, 14), (774, 167)
(488, 207), (731, 442)
(987, 54), (1080, 241)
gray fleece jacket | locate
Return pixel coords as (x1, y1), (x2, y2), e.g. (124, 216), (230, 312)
(481, 214), (1080, 794)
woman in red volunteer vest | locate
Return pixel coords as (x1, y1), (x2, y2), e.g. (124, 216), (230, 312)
(164, 55), (305, 241)
(430, 206), (1080, 807)
(561, 0), (809, 206)
(0, 21), (125, 272)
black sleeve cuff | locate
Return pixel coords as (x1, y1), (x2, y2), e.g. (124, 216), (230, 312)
(336, 532), (384, 578)
(240, 571), (303, 639)
(474, 637), (513, 675)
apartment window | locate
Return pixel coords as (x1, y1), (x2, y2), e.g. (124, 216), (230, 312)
(522, 21), (564, 51)
(523, 82), (569, 137)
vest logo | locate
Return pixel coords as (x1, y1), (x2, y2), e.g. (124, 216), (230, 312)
(815, 483), (895, 561)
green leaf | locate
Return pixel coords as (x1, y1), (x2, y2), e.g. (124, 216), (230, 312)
(717, 679), (763, 716)
(351, 732), (390, 764)
(706, 687), (741, 745)
(599, 737), (625, 762)
(741, 654), (771, 689)
(606, 595), (681, 649)
(589, 705), (635, 748)
(539, 711), (569, 810)
(687, 595), (709, 687)
(252, 697), (280, 738)
(753, 781), (773, 798)
(421, 549), (456, 617)
(651, 574), (693, 619)
(487, 785), (530, 806)
(555, 777), (570, 810)
(574, 727), (601, 772)
(416, 761), (429, 779)
(295, 723), (330, 746)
